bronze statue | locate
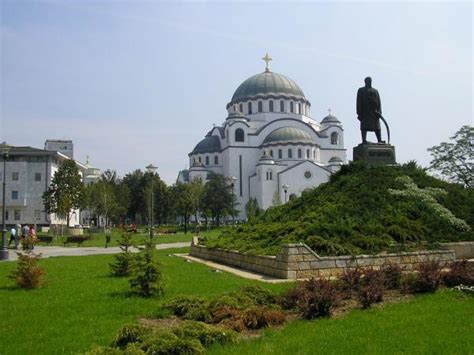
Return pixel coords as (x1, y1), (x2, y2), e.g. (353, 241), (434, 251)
(357, 77), (384, 144)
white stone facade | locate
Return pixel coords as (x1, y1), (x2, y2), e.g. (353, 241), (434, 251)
(178, 62), (346, 219)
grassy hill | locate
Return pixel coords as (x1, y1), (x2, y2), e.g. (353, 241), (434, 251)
(205, 162), (474, 256)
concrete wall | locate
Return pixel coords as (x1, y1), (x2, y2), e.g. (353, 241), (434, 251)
(439, 242), (474, 259)
(190, 239), (456, 279)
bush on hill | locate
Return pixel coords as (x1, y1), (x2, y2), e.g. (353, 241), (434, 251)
(205, 162), (474, 256)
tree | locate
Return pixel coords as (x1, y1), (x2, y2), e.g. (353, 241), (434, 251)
(245, 197), (261, 221)
(428, 125), (473, 188)
(201, 173), (234, 226)
(173, 182), (193, 234)
(109, 232), (136, 277)
(43, 159), (84, 228)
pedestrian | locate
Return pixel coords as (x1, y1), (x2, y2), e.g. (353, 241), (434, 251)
(21, 224), (30, 250)
(29, 225), (36, 250)
(8, 227), (16, 248)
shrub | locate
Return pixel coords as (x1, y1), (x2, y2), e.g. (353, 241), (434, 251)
(400, 273), (418, 294)
(173, 321), (237, 347)
(112, 324), (148, 349)
(231, 285), (279, 307)
(381, 264), (403, 289)
(295, 278), (339, 319)
(145, 336), (204, 355)
(339, 267), (363, 298)
(443, 260), (474, 287)
(357, 269), (385, 308)
(110, 233), (136, 277)
(415, 261), (442, 293)
(211, 306), (246, 332)
(280, 286), (301, 310)
(242, 307), (286, 330)
(9, 252), (45, 289)
(87, 346), (124, 354)
(164, 296), (211, 322)
(129, 238), (164, 297)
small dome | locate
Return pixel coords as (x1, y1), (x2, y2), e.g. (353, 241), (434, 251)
(230, 71), (306, 105)
(321, 113), (341, 124)
(262, 127), (314, 145)
(191, 135), (221, 154)
(328, 156), (344, 163)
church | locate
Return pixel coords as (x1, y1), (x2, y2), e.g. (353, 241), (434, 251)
(177, 55), (346, 219)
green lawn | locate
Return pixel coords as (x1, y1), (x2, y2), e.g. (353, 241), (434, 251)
(209, 290), (474, 355)
(0, 250), (472, 354)
(0, 247), (288, 354)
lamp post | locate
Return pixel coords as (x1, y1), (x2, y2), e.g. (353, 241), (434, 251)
(282, 184), (289, 204)
(228, 176), (237, 226)
(146, 164), (157, 240)
(1, 147), (10, 260)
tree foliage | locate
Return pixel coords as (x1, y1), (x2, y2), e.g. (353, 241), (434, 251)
(428, 125), (473, 188)
(201, 173), (235, 225)
(43, 159), (84, 227)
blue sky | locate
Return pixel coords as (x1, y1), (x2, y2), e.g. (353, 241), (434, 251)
(1, 1), (472, 183)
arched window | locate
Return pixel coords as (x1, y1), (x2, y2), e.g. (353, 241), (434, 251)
(235, 128), (244, 142)
(288, 149), (293, 158)
(198, 156), (202, 163)
(290, 101), (294, 113)
(269, 100), (274, 112)
(280, 100), (284, 112)
(239, 103), (243, 112)
(306, 149), (310, 159)
(214, 156), (219, 165)
(205, 156), (209, 165)
(289, 193), (297, 201)
(269, 150), (273, 157)
(278, 149), (282, 159)
(266, 170), (273, 181)
(258, 101), (263, 113)
(248, 102), (252, 114)
(331, 132), (339, 145)
(298, 103), (302, 114)
(298, 148), (302, 158)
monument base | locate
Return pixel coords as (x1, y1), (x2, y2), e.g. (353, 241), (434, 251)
(353, 143), (396, 165)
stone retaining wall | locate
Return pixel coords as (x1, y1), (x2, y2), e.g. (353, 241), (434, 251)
(439, 241), (474, 259)
(190, 238), (455, 279)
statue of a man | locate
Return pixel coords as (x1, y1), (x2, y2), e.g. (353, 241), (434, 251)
(357, 77), (383, 144)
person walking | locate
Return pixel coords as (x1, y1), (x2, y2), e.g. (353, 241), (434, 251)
(8, 227), (16, 248)
(21, 224), (30, 250)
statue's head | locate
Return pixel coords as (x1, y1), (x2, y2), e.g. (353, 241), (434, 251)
(364, 77), (372, 87)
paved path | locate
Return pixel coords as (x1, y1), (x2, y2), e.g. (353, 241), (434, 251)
(176, 253), (292, 283)
(2, 242), (190, 262)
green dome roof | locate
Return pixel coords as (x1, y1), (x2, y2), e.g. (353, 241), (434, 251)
(230, 71), (306, 104)
(262, 127), (314, 145)
(191, 135), (221, 154)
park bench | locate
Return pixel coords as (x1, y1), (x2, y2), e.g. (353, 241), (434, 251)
(38, 236), (53, 245)
(64, 236), (87, 247)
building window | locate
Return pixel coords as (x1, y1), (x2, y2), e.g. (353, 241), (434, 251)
(258, 101), (263, 113)
(290, 101), (294, 113)
(12, 191), (18, 200)
(35, 172), (41, 182)
(266, 170), (273, 181)
(235, 128), (244, 142)
(306, 149), (310, 159)
(298, 103), (302, 114)
(269, 100), (274, 112)
(288, 149), (293, 158)
(269, 150), (273, 157)
(289, 193), (296, 201)
(304, 171), (312, 179)
(248, 102), (252, 114)
(198, 157), (202, 163)
(35, 210), (41, 221)
(313, 149), (316, 159)
(331, 132), (339, 145)
(280, 100), (284, 112)
(14, 210), (21, 221)
(214, 156), (218, 165)
(298, 149), (302, 158)
(5, 210), (8, 220)
(12, 172), (19, 181)
(278, 149), (282, 159)
(205, 156), (209, 165)
(239, 103), (243, 112)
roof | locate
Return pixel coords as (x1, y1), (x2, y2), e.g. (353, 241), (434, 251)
(177, 169), (189, 182)
(328, 156), (344, 163)
(190, 135), (222, 155)
(229, 71), (306, 105)
(321, 113), (341, 124)
(262, 127), (315, 145)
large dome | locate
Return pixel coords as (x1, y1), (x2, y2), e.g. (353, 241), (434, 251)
(230, 71), (306, 105)
(262, 127), (314, 146)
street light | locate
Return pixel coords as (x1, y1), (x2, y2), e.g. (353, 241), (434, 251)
(228, 176), (237, 226)
(282, 184), (289, 204)
(146, 164), (158, 240)
(1, 147), (11, 260)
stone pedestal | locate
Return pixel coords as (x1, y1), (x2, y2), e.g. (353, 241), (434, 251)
(353, 143), (396, 165)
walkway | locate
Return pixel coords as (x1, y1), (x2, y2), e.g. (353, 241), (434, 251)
(2, 242), (190, 262)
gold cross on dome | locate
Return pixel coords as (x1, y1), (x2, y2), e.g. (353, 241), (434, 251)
(262, 53), (272, 72)
(328, 108), (331, 115)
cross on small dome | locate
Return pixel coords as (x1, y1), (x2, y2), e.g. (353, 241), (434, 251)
(262, 53), (272, 72)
